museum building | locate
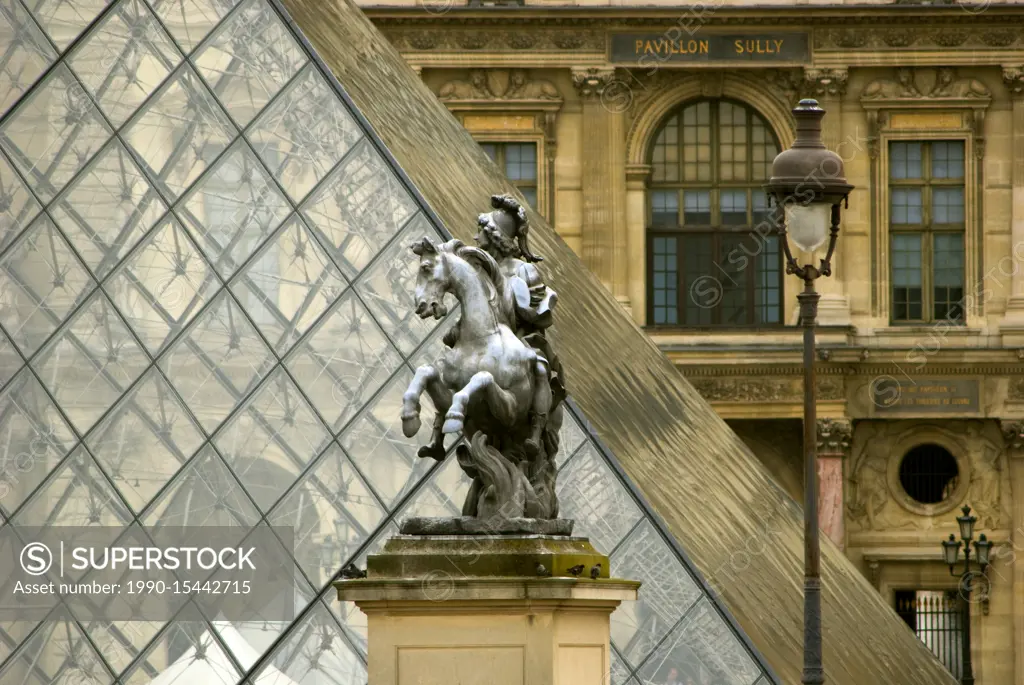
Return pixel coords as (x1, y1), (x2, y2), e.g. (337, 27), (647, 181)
(359, 1), (1024, 682)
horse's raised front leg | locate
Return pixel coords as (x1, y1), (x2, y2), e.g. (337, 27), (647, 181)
(401, 365), (441, 438)
(443, 371), (517, 434)
(419, 373), (453, 460)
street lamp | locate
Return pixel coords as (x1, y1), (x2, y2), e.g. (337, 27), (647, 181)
(941, 505), (992, 685)
(765, 98), (853, 685)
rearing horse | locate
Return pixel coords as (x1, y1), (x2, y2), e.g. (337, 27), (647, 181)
(401, 237), (539, 462)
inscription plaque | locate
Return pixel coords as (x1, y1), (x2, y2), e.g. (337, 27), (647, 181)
(610, 32), (811, 65)
(871, 378), (980, 413)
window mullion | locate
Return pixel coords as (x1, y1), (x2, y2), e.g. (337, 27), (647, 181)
(923, 226), (934, 323)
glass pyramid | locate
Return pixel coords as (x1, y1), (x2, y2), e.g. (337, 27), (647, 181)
(0, 0), (777, 683)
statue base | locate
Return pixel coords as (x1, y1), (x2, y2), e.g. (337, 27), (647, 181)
(336, 534), (639, 685)
(399, 515), (573, 536)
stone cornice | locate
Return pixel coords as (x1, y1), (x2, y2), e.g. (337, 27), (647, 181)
(374, 19), (1024, 54)
(679, 363), (1024, 377)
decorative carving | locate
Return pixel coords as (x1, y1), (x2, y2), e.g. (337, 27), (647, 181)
(1001, 419), (1024, 453)
(829, 29), (869, 49)
(847, 431), (892, 531)
(408, 33), (439, 51)
(1003, 67), (1024, 98)
(882, 29), (916, 48)
(457, 33), (488, 50)
(982, 29), (1017, 47)
(803, 68), (849, 98)
(690, 377), (844, 402)
(1009, 377), (1024, 400)
(933, 29), (970, 48)
(506, 32), (536, 50)
(553, 33), (585, 50)
(439, 69), (562, 102)
(816, 418), (853, 457)
(571, 67), (616, 98)
(699, 72), (725, 99)
(402, 194), (566, 522)
(861, 68), (922, 100)
(929, 68), (990, 99)
(966, 423), (1007, 530)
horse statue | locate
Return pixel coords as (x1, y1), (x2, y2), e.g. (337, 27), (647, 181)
(400, 236), (561, 520)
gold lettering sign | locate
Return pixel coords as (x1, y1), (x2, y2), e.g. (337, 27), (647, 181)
(888, 112), (964, 130)
(873, 378), (979, 414)
(610, 32), (810, 64)
(462, 115), (535, 132)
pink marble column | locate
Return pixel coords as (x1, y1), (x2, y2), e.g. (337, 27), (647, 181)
(817, 419), (853, 550)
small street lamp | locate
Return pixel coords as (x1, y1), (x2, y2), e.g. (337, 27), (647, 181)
(765, 98), (854, 685)
(941, 505), (992, 685)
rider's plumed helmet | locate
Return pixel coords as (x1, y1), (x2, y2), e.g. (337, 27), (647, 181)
(476, 194), (542, 263)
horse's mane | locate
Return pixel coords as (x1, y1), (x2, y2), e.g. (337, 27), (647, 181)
(441, 239), (514, 324)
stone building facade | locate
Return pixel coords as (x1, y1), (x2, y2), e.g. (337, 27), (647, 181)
(359, 2), (1024, 683)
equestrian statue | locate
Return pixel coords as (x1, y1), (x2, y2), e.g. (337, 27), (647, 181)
(400, 194), (567, 521)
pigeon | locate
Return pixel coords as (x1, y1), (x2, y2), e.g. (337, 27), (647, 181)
(535, 562), (550, 577)
(340, 563), (367, 579)
(590, 563), (602, 580)
(566, 564), (585, 577)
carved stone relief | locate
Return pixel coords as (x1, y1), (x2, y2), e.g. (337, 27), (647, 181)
(815, 27), (1024, 50)
(439, 69), (562, 102)
(689, 377), (844, 402)
(382, 28), (604, 53)
(817, 418), (853, 456)
(861, 67), (990, 102)
(847, 421), (1011, 534)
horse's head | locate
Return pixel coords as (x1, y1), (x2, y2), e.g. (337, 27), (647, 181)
(410, 236), (450, 320)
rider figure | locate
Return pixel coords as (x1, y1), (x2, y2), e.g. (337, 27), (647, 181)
(443, 194), (564, 457)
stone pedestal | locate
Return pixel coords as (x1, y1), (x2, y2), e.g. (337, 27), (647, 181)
(336, 532), (639, 685)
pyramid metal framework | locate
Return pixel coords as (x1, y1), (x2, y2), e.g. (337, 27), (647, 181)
(0, 0), (777, 683)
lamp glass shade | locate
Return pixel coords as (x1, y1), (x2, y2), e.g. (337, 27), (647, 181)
(958, 508), (977, 541)
(975, 534), (992, 567)
(784, 203), (831, 253)
(942, 535), (961, 566)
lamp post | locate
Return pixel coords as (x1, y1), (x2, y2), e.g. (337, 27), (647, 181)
(765, 98), (853, 685)
(941, 505), (992, 685)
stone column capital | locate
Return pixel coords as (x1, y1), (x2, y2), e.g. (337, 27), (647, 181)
(1001, 419), (1024, 456)
(625, 163), (652, 187)
(1002, 66), (1024, 99)
(803, 68), (849, 99)
(571, 66), (616, 99)
(816, 418), (853, 457)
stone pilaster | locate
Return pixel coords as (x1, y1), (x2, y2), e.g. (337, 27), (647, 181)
(572, 67), (628, 308)
(803, 68), (852, 327)
(625, 164), (652, 325)
(1001, 419), (1024, 685)
(1000, 67), (1024, 330)
(816, 418), (852, 550)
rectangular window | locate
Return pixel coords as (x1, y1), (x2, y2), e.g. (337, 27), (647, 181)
(895, 590), (964, 680)
(480, 142), (538, 209)
(889, 140), (966, 324)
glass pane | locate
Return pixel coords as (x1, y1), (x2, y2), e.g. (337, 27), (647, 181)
(719, 235), (748, 325)
(934, 233), (964, 323)
(192, 0), (307, 127)
(557, 444), (643, 554)
(755, 235), (781, 324)
(248, 63), (363, 204)
(651, 190), (679, 227)
(651, 117), (678, 182)
(720, 189), (747, 225)
(892, 233), (923, 322)
(932, 187), (964, 224)
(518, 185), (537, 209)
(504, 142), (536, 181)
(650, 235), (678, 325)
(682, 234), (713, 325)
(150, 0), (243, 52)
(931, 141), (965, 179)
(68, 0), (183, 128)
(683, 190), (711, 225)
(0, 0), (59, 117)
(890, 141), (923, 180)
(0, 64), (112, 202)
(480, 142), (497, 161)
(891, 188), (923, 224)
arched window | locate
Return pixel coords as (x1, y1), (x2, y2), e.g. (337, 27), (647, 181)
(647, 99), (782, 326)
